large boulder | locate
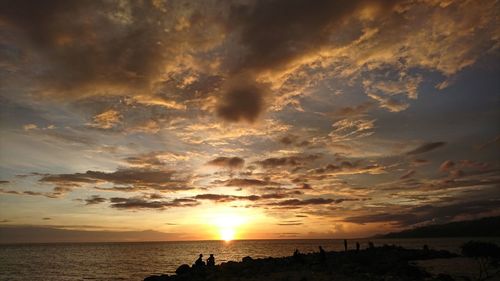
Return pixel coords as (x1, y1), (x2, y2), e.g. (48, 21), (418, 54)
(175, 264), (191, 275)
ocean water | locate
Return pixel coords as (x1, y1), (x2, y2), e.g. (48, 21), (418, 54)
(0, 238), (498, 281)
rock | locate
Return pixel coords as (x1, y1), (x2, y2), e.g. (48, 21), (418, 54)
(242, 256), (253, 263)
(144, 274), (169, 281)
(175, 264), (191, 275)
(434, 273), (455, 281)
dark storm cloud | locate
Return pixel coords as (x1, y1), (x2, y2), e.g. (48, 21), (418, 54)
(206, 157), (245, 169)
(109, 197), (199, 210)
(215, 0), (398, 123)
(216, 77), (267, 123)
(345, 199), (500, 227)
(0, 0), (177, 96)
(39, 168), (192, 192)
(228, 0), (396, 72)
(84, 195), (107, 205)
(406, 142), (446, 155)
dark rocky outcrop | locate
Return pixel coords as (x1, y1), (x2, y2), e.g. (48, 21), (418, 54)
(144, 245), (459, 281)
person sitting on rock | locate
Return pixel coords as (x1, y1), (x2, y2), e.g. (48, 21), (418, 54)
(207, 254), (215, 267)
(194, 254), (205, 267)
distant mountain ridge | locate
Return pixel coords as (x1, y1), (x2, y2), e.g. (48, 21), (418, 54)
(378, 216), (500, 238)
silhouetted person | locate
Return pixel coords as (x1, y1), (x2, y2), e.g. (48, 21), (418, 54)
(356, 242), (360, 252)
(293, 249), (300, 257)
(368, 241), (374, 249)
(195, 254), (205, 267)
(319, 246), (326, 263)
(293, 249), (303, 263)
(344, 239), (348, 252)
(207, 254), (215, 267)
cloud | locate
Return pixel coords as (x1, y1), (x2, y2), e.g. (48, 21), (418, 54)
(216, 77), (268, 123)
(0, 0), (223, 99)
(309, 161), (384, 176)
(194, 193), (260, 202)
(366, 93), (409, 112)
(227, 0), (395, 73)
(277, 221), (303, 226)
(84, 195), (107, 205)
(0, 188), (63, 198)
(224, 178), (279, 187)
(87, 109), (121, 129)
(1, 0), (497, 124)
(333, 102), (374, 117)
(406, 142), (446, 155)
(109, 197), (199, 210)
(400, 170), (416, 180)
(329, 119), (375, 142)
(256, 155), (320, 168)
(267, 198), (338, 206)
(124, 153), (164, 168)
(23, 124), (38, 131)
(206, 157), (245, 169)
(344, 199), (500, 227)
(39, 168), (192, 192)
(439, 160), (455, 172)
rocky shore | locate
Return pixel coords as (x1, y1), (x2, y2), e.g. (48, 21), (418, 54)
(144, 245), (462, 281)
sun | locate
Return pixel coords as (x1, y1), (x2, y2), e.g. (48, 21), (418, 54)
(220, 228), (235, 242)
(212, 212), (247, 241)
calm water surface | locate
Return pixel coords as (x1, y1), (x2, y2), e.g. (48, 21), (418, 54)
(1, 238), (498, 281)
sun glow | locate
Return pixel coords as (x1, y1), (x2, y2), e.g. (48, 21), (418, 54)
(212, 212), (247, 241)
(220, 228), (235, 242)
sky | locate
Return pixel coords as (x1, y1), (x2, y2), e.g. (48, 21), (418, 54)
(0, 0), (499, 243)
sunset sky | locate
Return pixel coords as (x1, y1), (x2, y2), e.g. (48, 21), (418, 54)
(0, 0), (499, 243)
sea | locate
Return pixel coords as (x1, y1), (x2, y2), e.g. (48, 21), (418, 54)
(1, 238), (499, 281)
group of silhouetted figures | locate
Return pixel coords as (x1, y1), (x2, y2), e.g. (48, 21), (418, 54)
(192, 240), (376, 268)
(193, 253), (215, 268)
(293, 239), (376, 263)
